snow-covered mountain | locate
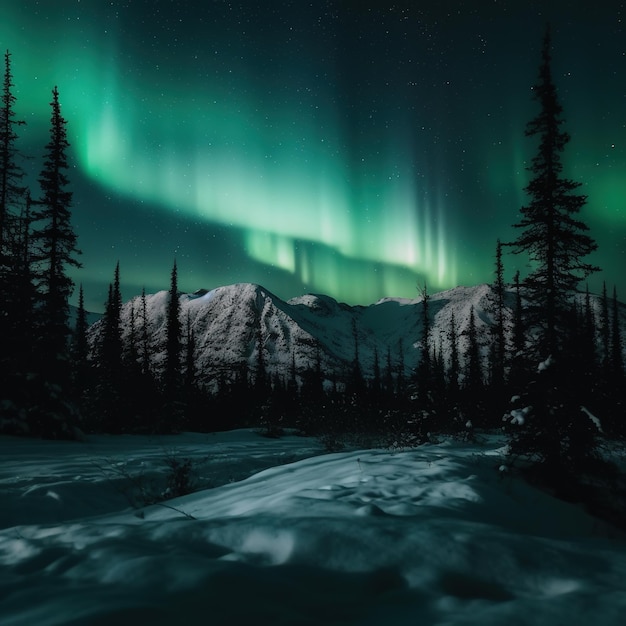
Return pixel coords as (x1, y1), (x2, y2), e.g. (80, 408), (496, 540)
(87, 282), (626, 388)
(87, 283), (506, 385)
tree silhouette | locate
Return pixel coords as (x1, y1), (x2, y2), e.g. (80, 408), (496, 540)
(609, 287), (625, 435)
(29, 86), (81, 436)
(0, 50), (26, 254)
(71, 284), (90, 413)
(163, 260), (182, 429)
(510, 27), (598, 359)
(508, 27), (601, 475)
(95, 266), (124, 431)
(184, 309), (197, 393)
(32, 86), (81, 346)
(416, 282), (431, 394)
(140, 287), (152, 375)
(610, 286), (624, 382)
(490, 240), (507, 389)
(0, 50), (32, 432)
(599, 282), (611, 373)
(347, 318), (364, 395)
(462, 307), (483, 395)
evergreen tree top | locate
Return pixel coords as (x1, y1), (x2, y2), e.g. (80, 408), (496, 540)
(511, 25), (599, 357)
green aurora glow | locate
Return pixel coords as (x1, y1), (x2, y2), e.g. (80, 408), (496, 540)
(1, 1), (625, 311)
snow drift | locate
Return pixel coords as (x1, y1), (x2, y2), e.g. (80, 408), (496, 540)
(1, 430), (625, 625)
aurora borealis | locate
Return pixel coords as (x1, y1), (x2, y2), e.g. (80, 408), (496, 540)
(1, 1), (625, 311)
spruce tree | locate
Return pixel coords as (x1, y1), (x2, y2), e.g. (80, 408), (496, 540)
(348, 318), (364, 395)
(580, 285), (597, 380)
(446, 311), (460, 419)
(300, 346), (324, 432)
(140, 288), (151, 375)
(610, 287), (624, 381)
(0, 50), (31, 432)
(73, 285), (89, 362)
(396, 338), (406, 397)
(610, 287), (625, 435)
(286, 349), (299, 411)
(125, 299), (139, 371)
(508, 27), (600, 474)
(600, 282), (611, 372)
(430, 342), (448, 427)
(384, 346), (394, 397)
(98, 265), (123, 376)
(255, 318), (267, 393)
(414, 282), (433, 438)
(163, 260), (182, 429)
(100, 276), (122, 371)
(96, 274), (124, 432)
(510, 27), (598, 359)
(511, 271), (525, 359)
(71, 284), (90, 405)
(127, 289), (159, 433)
(111, 261), (122, 324)
(371, 346), (381, 399)
(183, 309), (200, 428)
(463, 307), (483, 393)
(29, 86), (81, 436)
(416, 283), (431, 392)
(0, 50), (26, 255)
(184, 310), (197, 393)
(32, 87), (81, 347)
(490, 240), (507, 389)
(165, 261), (182, 387)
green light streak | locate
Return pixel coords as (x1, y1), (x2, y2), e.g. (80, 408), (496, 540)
(12, 4), (625, 305)
(63, 54), (460, 298)
(0, 3), (476, 302)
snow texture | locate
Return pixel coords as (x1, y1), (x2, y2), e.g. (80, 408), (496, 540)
(86, 283), (548, 387)
(1, 430), (625, 625)
(510, 406), (532, 426)
(581, 406), (603, 433)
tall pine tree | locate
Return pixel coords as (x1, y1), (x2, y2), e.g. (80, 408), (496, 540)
(29, 86), (81, 436)
(140, 287), (152, 375)
(0, 50), (26, 257)
(95, 267), (124, 432)
(0, 50), (32, 432)
(71, 284), (90, 406)
(610, 286), (623, 381)
(32, 87), (81, 349)
(490, 240), (507, 389)
(508, 27), (600, 474)
(609, 287), (625, 436)
(163, 260), (182, 430)
(511, 27), (598, 359)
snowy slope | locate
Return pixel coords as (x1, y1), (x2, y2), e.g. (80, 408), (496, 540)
(88, 282), (626, 388)
(1, 431), (625, 625)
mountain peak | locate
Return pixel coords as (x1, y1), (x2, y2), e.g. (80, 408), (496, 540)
(87, 282), (626, 389)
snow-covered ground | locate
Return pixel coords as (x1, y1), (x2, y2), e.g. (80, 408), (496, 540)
(1, 430), (625, 625)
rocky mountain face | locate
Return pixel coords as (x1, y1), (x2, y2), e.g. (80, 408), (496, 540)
(88, 282), (511, 388)
(87, 282), (626, 389)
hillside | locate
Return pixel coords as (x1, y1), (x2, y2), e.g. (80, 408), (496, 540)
(87, 283), (505, 386)
(87, 282), (626, 389)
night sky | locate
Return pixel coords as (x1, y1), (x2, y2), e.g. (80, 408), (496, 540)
(2, 1), (625, 312)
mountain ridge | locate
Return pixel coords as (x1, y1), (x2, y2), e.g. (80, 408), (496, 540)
(87, 282), (626, 389)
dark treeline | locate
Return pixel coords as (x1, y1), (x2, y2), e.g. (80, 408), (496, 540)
(0, 29), (625, 498)
(0, 50), (81, 438)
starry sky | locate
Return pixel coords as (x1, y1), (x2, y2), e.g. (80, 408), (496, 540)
(1, 1), (625, 311)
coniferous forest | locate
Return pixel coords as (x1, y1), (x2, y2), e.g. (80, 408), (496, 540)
(1, 27), (625, 518)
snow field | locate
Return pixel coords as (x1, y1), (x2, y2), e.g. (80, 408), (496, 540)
(1, 430), (625, 625)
